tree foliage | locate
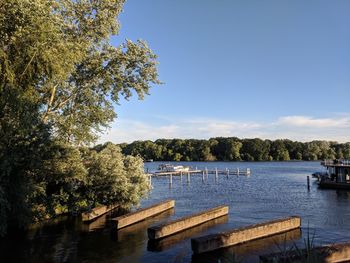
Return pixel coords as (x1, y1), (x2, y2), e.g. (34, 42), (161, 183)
(113, 137), (350, 162)
(0, 0), (158, 235)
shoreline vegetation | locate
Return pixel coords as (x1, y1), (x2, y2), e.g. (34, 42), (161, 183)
(96, 138), (350, 162)
(0, 0), (159, 237)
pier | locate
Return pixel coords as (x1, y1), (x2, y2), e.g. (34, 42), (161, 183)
(151, 168), (251, 177)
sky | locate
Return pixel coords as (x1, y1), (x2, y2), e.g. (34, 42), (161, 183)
(99, 0), (350, 144)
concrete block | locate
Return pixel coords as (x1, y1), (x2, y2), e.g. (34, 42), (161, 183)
(113, 200), (175, 229)
(191, 216), (301, 254)
(148, 206), (229, 240)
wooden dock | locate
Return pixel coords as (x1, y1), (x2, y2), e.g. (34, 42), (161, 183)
(147, 167), (251, 187)
(150, 168), (251, 177)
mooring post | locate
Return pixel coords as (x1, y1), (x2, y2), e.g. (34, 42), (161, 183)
(227, 169), (229, 179)
(170, 174), (173, 185)
(202, 170), (205, 182)
(215, 167), (218, 178)
(307, 175), (310, 190)
(187, 172), (190, 183)
(237, 167), (240, 176)
(180, 171), (182, 181)
(246, 168), (250, 176)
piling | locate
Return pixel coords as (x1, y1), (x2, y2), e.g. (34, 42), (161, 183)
(148, 206), (229, 240)
(202, 171), (205, 182)
(191, 216), (301, 254)
(187, 172), (190, 183)
(227, 169), (229, 179)
(307, 175), (310, 190)
(180, 171), (182, 181)
(169, 174), (173, 185)
(237, 168), (240, 176)
(112, 200), (175, 229)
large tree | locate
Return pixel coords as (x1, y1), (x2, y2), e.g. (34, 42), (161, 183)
(1, 0), (160, 144)
(0, 0), (159, 235)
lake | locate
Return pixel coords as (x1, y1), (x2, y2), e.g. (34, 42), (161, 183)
(2, 161), (350, 262)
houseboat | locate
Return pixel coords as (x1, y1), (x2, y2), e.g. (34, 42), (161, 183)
(318, 159), (350, 190)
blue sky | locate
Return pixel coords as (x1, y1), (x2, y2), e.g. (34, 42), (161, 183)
(99, 0), (350, 143)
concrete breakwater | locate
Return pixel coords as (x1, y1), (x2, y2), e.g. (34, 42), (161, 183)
(82, 204), (119, 222)
(112, 200), (175, 229)
(191, 216), (301, 254)
(148, 206), (229, 240)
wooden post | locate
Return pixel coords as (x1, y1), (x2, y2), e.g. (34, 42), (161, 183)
(180, 171), (183, 181)
(227, 169), (229, 179)
(215, 168), (218, 178)
(202, 171), (205, 182)
(307, 175), (310, 190)
(187, 172), (190, 183)
(246, 168), (250, 176)
(237, 168), (239, 176)
(170, 174), (172, 185)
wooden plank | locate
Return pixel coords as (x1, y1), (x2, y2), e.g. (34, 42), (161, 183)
(147, 206), (229, 240)
(191, 216), (301, 254)
(112, 200), (175, 229)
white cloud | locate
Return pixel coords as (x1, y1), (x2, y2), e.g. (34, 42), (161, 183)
(97, 114), (350, 144)
(277, 116), (350, 128)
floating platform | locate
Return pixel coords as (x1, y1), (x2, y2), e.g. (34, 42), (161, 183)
(191, 216), (301, 254)
(112, 200), (175, 229)
(147, 206), (229, 240)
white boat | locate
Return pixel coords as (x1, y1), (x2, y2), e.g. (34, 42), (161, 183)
(157, 164), (190, 173)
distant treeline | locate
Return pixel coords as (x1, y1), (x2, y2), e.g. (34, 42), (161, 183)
(96, 138), (350, 162)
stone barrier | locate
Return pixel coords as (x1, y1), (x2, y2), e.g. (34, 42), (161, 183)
(113, 200), (175, 229)
(191, 216), (301, 254)
(148, 206), (229, 240)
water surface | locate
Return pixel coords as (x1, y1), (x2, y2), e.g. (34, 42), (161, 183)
(2, 161), (350, 262)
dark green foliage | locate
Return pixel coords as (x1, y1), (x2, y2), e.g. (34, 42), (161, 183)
(116, 138), (350, 162)
(0, 0), (158, 235)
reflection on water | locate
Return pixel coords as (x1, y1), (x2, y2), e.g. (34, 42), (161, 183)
(2, 161), (350, 262)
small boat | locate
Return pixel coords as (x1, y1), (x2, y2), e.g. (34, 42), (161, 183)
(157, 164), (190, 173)
(318, 159), (350, 190)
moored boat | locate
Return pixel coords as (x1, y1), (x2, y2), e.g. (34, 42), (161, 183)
(318, 159), (350, 190)
(157, 164), (190, 173)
